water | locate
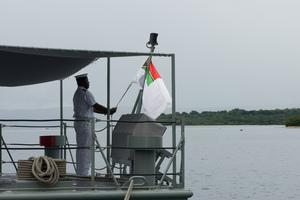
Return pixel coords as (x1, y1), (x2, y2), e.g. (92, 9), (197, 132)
(2, 125), (300, 199)
(184, 125), (300, 200)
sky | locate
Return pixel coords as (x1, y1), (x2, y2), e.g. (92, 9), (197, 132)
(0, 0), (300, 119)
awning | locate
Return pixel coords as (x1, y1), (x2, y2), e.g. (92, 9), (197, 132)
(0, 45), (171, 86)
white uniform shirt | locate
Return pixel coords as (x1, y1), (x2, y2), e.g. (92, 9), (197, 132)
(73, 86), (96, 119)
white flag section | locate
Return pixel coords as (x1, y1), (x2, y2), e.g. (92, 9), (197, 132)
(131, 67), (145, 88)
(132, 59), (172, 119)
(143, 78), (172, 119)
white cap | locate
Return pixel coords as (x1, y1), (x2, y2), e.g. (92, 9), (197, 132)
(75, 73), (88, 79)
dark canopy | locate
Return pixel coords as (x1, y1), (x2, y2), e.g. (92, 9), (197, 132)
(0, 45), (171, 86)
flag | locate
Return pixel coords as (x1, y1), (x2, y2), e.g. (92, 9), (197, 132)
(132, 59), (172, 119)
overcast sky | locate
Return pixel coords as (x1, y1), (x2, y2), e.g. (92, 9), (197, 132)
(0, 0), (300, 119)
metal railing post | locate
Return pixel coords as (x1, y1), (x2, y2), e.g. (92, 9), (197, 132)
(180, 118), (185, 187)
(171, 54), (177, 184)
(63, 123), (67, 160)
(91, 118), (95, 186)
(93, 134), (120, 189)
(157, 134), (184, 189)
(107, 57), (111, 174)
(60, 80), (64, 159)
(0, 124), (2, 174)
(1, 131), (17, 172)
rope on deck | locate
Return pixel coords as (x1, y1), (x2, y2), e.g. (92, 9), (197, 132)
(17, 158), (128, 184)
(18, 156), (65, 187)
(30, 156), (59, 187)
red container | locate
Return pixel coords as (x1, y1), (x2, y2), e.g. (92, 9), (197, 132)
(40, 135), (56, 146)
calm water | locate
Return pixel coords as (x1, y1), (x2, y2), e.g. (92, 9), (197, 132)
(2, 125), (300, 199)
(184, 125), (300, 200)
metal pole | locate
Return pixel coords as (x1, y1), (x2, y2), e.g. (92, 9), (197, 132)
(63, 123), (67, 160)
(60, 80), (63, 159)
(93, 134), (120, 189)
(66, 136), (76, 172)
(133, 34), (157, 114)
(135, 58), (151, 114)
(60, 80), (63, 135)
(157, 135), (184, 188)
(136, 46), (155, 113)
(91, 118), (95, 186)
(132, 89), (142, 114)
(1, 133), (17, 172)
(171, 54), (177, 185)
(181, 118), (185, 188)
(0, 124), (2, 174)
(135, 90), (143, 114)
(107, 57), (111, 174)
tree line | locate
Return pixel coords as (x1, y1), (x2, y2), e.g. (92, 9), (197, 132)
(157, 108), (300, 126)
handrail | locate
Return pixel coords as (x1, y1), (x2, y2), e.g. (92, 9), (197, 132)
(180, 117), (185, 187)
(0, 126), (17, 172)
(0, 117), (185, 191)
(0, 124), (2, 173)
(0, 118), (177, 124)
(63, 123), (76, 172)
(157, 134), (184, 188)
(93, 136), (121, 189)
(91, 118), (120, 189)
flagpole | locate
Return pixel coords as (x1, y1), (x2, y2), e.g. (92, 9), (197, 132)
(116, 83), (132, 107)
(133, 33), (158, 114)
(138, 33), (158, 114)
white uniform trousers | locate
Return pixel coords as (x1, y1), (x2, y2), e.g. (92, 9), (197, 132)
(74, 121), (91, 176)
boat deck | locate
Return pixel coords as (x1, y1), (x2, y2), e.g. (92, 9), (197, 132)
(0, 173), (193, 200)
(0, 174), (17, 188)
(0, 173), (128, 189)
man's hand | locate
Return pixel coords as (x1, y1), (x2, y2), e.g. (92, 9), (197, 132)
(110, 107), (117, 115)
(93, 103), (117, 115)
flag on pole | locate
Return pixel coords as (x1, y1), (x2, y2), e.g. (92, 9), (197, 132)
(132, 59), (172, 119)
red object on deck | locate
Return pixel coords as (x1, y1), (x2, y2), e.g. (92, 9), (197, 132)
(40, 135), (56, 146)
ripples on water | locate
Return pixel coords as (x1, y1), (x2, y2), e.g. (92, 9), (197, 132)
(2, 125), (300, 199)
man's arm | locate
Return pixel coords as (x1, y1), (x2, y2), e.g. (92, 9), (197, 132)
(93, 103), (117, 115)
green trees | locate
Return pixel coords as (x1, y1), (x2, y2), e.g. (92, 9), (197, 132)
(157, 108), (300, 126)
(285, 115), (300, 126)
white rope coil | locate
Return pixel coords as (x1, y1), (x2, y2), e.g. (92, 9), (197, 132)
(28, 156), (60, 187)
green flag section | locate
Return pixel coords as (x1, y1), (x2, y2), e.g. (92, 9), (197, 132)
(132, 58), (172, 119)
(141, 59), (161, 86)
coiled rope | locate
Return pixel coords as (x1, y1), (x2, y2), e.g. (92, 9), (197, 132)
(29, 156), (59, 187)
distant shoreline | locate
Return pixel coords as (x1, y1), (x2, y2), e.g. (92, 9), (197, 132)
(168, 124), (290, 127)
(158, 108), (300, 126)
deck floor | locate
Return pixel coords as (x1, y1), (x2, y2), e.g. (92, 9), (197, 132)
(0, 174), (17, 188)
(0, 173), (127, 190)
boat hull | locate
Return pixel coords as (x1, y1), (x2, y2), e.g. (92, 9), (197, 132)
(0, 189), (193, 200)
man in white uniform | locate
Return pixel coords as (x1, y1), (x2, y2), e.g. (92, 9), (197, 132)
(73, 74), (117, 175)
